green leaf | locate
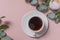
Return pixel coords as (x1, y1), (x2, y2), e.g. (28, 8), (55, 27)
(0, 16), (6, 19)
(55, 9), (60, 15)
(30, 0), (37, 5)
(0, 30), (6, 38)
(47, 12), (56, 19)
(45, 0), (50, 6)
(37, 4), (47, 11)
(57, 16), (60, 21)
(55, 16), (60, 23)
(0, 24), (9, 30)
(1, 36), (13, 40)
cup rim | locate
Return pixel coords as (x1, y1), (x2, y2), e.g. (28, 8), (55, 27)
(28, 16), (44, 32)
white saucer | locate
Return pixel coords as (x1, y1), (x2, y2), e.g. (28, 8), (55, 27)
(22, 10), (48, 38)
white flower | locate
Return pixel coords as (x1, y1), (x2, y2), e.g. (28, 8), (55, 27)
(49, 0), (60, 10)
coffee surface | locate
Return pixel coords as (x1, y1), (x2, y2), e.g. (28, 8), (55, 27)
(29, 17), (43, 31)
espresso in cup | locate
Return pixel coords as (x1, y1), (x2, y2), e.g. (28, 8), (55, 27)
(28, 17), (43, 32)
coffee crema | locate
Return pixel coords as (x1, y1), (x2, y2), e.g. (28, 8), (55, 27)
(29, 17), (43, 31)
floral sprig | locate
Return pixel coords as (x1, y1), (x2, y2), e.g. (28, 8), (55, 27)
(0, 16), (13, 40)
(47, 9), (60, 23)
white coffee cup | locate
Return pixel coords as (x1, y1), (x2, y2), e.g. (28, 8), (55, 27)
(28, 16), (44, 33)
(22, 10), (48, 38)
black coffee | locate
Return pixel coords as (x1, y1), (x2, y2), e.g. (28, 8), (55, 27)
(29, 17), (43, 31)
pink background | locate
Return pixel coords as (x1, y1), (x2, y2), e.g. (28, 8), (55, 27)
(0, 0), (60, 40)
